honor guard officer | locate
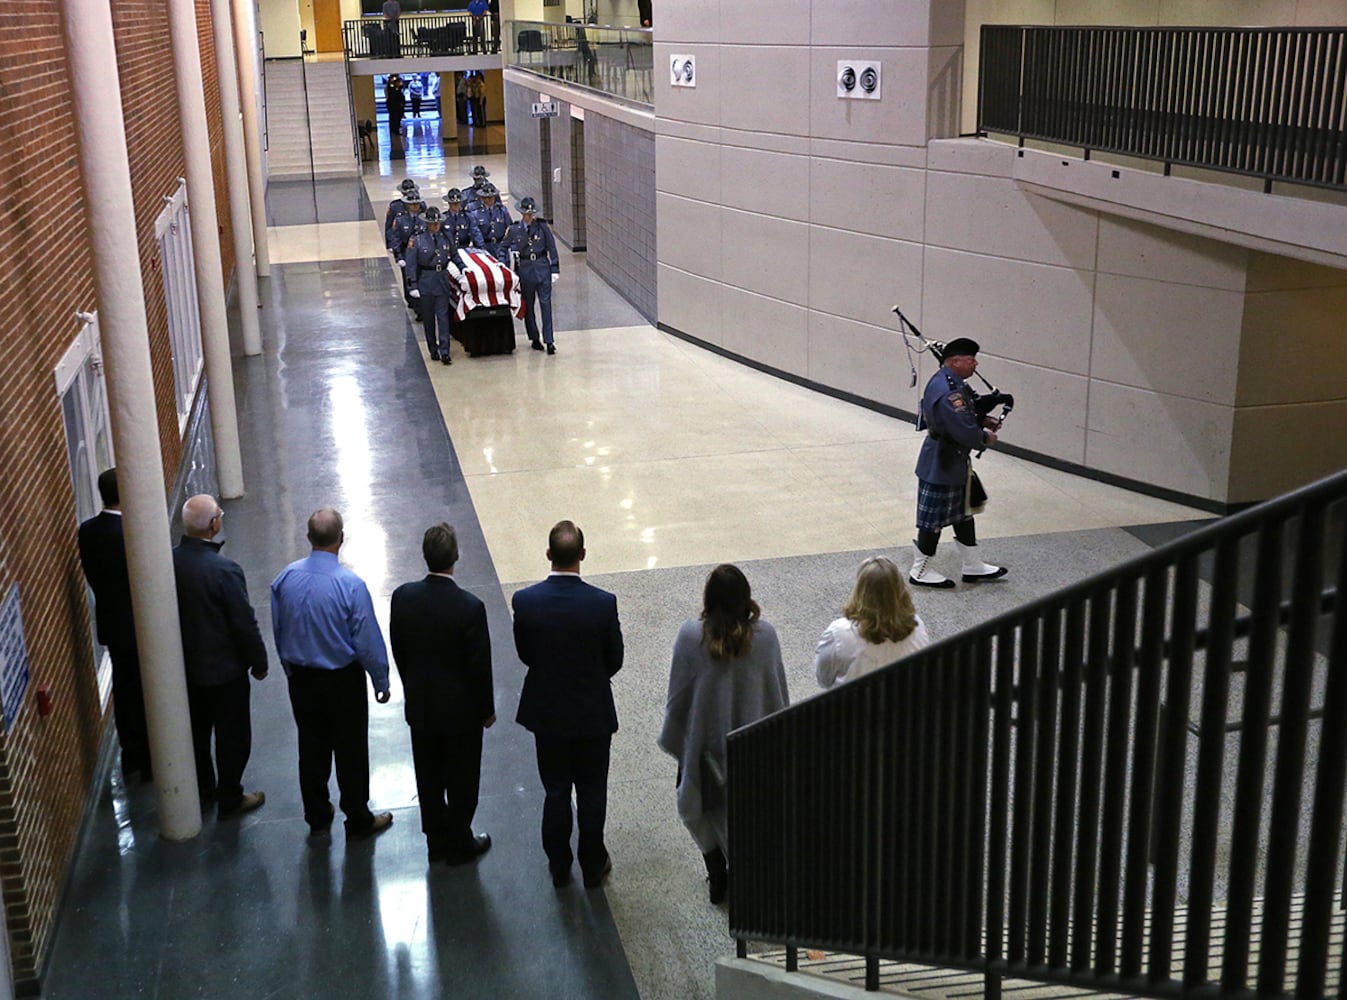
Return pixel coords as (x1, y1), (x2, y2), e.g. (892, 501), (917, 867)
(461, 165), (490, 212)
(384, 178), (418, 241)
(471, 182), (512, 260)
(442, 189), (484, 250)
(504, 196), (559, 354)
(910, 337), (1007, 588)
(406, 207), (461, 366)
(388, 188), (427, 307)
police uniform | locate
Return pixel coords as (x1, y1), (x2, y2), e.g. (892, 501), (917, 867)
(910, 338), (1006, 587)
(472, 201), (513, 260)
(385, 198), (409, 241)
(443, 208), (484, 250)
(462, 179), (489, 212)
(504, 214), (559, 349)
(388, 209), (427, 305)
(406, 229), (462, 363)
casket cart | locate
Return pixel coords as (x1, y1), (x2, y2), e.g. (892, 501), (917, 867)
(450, 249), (524, 357)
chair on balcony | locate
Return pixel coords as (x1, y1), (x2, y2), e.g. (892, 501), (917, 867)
(362, 22), (391, 58)
(517, 28), (546, 65)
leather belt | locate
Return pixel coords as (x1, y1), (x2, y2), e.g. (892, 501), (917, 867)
(524, 253), (548, 261)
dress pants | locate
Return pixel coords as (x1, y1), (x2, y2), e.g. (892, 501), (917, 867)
(186, 673), (251, 811)
(108, 643), (151, 777)
(410, 723), (483, 854)
(286, 664), (375, 832)
(533, 733), (611, 877)
(418, 273), (455, 358)
(519, 263), (554, 345)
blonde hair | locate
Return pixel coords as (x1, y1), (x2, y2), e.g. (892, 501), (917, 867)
(844, 556), (919, 644)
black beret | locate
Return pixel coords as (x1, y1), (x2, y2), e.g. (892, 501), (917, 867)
(941, 337), (980, 358)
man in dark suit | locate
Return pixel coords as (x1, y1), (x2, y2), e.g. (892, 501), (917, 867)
(512, 520), (624, 888)
(77, 468), (152, 782)
(390, 524), (495, 865)
(173, 494), (269, 818)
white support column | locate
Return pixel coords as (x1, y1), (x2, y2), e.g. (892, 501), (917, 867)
(166, 0), (245, 499)
(210, 0), (264, 356)
(232, 0), (271, 278)
(60, 0), (201, 842)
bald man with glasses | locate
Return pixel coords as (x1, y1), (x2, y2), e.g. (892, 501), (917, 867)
(173, 494), (270, 818)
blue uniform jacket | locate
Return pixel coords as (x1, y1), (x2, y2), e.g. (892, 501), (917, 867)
(472, 203), (513, 253)
(914, 366), (988, 485)
(442, 209), (483, 250)
(504, 219), (559, 276)
(388, 210), (426, 260)
(384, 199), (409, 241)
(405, 230), (462, 295)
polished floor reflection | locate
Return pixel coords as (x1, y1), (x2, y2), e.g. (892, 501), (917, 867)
(43, 145), (1215, 999)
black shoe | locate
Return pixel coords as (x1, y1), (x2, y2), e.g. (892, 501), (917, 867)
(441, 353), (452, 365)
(550, 863), (572, 888)
(546, 343), (556, 355)
(530, 340), (544, 351)
(308, 802), (336, 836)
(443, 832), (492, 865)
(582, 854), (612, 889)
(347, 812), (394, 839)
(218, 790), (266, 820)
(428, 350), (440, 361)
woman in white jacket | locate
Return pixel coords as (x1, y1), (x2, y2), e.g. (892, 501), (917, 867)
(816, 556), (932, 688)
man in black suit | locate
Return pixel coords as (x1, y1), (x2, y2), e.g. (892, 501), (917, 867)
(77, 468), (152, 782)
(390, 524), (495, 865)
(173, 495), (269, 818)
(512, 520), (624, 888)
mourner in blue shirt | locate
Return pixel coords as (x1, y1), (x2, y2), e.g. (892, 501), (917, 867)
(503, 196), (560, 353)
(910, 338), (1007, 588)
(271, 508), (394, 839)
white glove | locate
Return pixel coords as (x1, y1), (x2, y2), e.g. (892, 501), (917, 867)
(409, 289), (421, 298)
(398, 259), (406, 268)
(551, 273), (560, 284)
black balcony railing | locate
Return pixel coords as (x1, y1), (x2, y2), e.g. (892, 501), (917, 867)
(729, 467), (1347, 998)
(978, 25), (1347, 191)
(343, 13), (497, 59)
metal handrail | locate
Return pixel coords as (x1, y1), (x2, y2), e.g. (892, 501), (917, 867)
(342, 13), (494, 59)
(729, 466), (1347, 999)
(978, 25), (1347, 192)
(507, 19), (654, 108)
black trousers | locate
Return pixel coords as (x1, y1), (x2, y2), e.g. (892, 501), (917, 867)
(108, 643), (151, 776)
(286, 664), (374, 832)
(186, 673), (251, 811)
(533, 732), (611, 876)
(409, 722), (483, 854)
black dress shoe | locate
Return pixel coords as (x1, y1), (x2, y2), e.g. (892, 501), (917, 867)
(530, 340), (544, 351)
(443, 832), (491, 865)
(429, 350), (440, 361)
(550, 863), (572, 888)
(582, 854), (612, 888)
(546, 343), (557, 355)
(441, 354), (452, 365)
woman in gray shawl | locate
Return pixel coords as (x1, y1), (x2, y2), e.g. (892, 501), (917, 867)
(658, 565), (790, 903)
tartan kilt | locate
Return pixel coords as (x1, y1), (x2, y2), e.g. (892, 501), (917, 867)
(916, 478), (968, 531)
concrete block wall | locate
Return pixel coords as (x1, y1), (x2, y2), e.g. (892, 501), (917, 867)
(585, 112), (656, 321)
(504, 79), (549, 215)
(652, 0), (1347, 505)
(0, 0), (236, 988)
(549, 109), (586, 250)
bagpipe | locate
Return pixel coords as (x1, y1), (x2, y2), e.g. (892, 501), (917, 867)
(892, 305), (1015, 432)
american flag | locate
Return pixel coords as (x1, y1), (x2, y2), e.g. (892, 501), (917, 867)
(454, 249), (524, 321)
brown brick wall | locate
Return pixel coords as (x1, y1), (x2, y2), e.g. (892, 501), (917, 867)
(0, 0), (233, 986)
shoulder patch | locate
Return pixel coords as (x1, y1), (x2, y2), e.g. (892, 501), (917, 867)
(948, 392), (966, 409)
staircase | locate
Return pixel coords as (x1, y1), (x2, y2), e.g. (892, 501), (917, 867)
(264, 60), (358, 180)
